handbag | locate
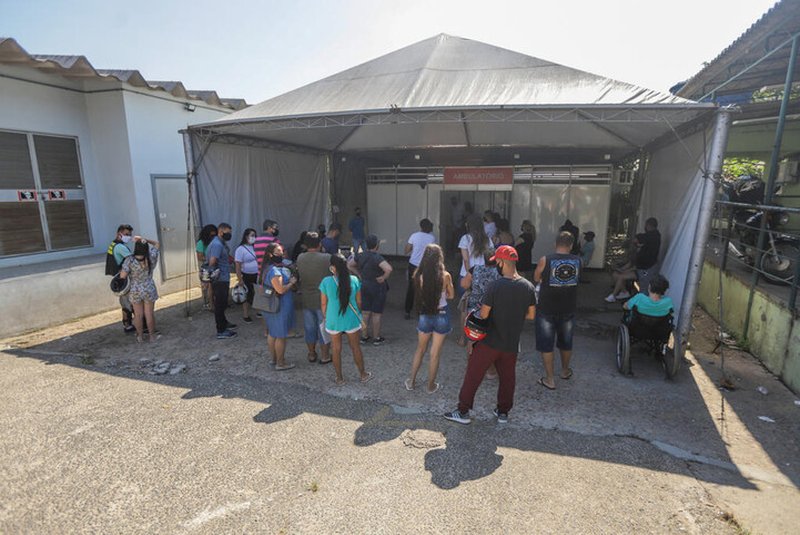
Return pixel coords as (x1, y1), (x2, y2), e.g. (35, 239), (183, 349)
(253, 265), (281, 313)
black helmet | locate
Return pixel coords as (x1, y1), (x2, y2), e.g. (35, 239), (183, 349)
(464, 308), (490, 342)
(110, 273), (130, 296)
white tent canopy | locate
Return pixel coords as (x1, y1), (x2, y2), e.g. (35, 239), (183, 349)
(185, 34), (729, 358)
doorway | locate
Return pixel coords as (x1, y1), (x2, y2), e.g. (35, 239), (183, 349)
(152, 175), (191, 280)
(440, 190), (510, 256)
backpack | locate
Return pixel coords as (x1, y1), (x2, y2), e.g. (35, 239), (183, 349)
(731, 176), (765, 205)
(105, 240), (123, 276)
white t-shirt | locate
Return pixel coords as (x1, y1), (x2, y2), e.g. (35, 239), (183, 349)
(407, 231), (436, 266)
(234, 244), (260, 274)
(458, 234), (486, 276)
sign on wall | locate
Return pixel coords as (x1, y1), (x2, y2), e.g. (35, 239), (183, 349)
(443, 167), (514, 185)
(48, 189), (66, 201)
(17, 190), (37, 201)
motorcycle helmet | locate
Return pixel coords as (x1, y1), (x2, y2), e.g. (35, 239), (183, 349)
(464, 308), (490, 342)
(110, 273), (130, 296)
(199, 263), (220, 283)
(231, 284), (248, 304)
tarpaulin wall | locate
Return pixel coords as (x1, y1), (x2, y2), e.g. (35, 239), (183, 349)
(194, 141), (330, 246)
(638, 128), (710, 324)
(332, 155), (368, 234)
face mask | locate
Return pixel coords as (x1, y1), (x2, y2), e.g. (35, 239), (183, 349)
(222, 232), (232, 241)
(271, 254), (283, 264)
(120, 235), (132, 244)
(135, 256), (146, 262)
(272, 229), (280, 237)
(247, 235), (256, 245)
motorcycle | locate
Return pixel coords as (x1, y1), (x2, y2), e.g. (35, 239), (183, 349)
(725, 180), (799, 285)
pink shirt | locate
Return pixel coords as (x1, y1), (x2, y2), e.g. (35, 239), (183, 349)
(253, 235), (280, 268)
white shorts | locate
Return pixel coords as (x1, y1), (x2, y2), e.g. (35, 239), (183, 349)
(325, 326), (362, 335)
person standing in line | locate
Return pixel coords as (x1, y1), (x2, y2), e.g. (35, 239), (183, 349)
(559, 219), (581, 256)
(483, 210), (497, 242)
(349, 234), (393, 346)
(444, 246), (536, 424)
(296, 232), (332, 364)
(118, 237), (160, 343)
(234, 228), (260, 323)
(348, 208), (366, 254)
(105, 223), (136, 333)
(206, 223), (238, 339)
(291, 231), (308, 263)
(196, 224), (217, 310)
(580, 231), (596, 268)
(320, 254), (372, 385)
(457, 213), (492, 345)
(534, 231), (581, 390)
(254, 219), (280, 270)
(321, 223), (342, 255)
(515, 220), (536, 280)
(261, 243), (297, 370)
(404, 218), (436, 320)
(405, 244), (454, 393)
(494, 218), (514, 246)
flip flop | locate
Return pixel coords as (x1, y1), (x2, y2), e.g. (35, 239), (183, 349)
(334, 377), (346, 386)
(427, 382), (441, 394)
(318, 358), (332, 365)
(538, 377), (556, 390)
(404, 378), (414, 391)
(307, 354), (318, 363)
(360, 372), (373, 383)
(561, 368), (573, 380)
(275, 363), (296, 371)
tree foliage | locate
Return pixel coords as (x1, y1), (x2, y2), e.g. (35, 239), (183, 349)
(722, 157), (765, 181)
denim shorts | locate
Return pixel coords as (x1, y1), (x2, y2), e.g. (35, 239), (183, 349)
(535, 312), (575, 352)
(417, 308), (452, 335)
(303, 308), (326, 344)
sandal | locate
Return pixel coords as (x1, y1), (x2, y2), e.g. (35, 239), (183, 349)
(561, 367), (573, 380)
(427, 382), (440, 394)
(307, 353), (318, 363)
(360, 372), (373, 383)
(275, 363), (296, 371)
(538, 377), (556, 390)
(404, 378), (414, 391)
(318, 358), (332, 365)
(335, 377), (346, 386)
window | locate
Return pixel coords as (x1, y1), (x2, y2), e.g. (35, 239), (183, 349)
(0, 130), (91, 257)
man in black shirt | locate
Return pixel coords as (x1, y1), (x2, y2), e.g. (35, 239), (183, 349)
(534, 232), (581, 390)
(634, 217), (661, 294)
(444, 246), (536, 425)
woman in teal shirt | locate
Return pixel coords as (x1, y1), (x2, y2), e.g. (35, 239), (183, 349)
(623, 274), (674, 317)
(320, 254), (371, 385)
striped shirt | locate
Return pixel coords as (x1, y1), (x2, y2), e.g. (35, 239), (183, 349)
(254, 234), (280, 268)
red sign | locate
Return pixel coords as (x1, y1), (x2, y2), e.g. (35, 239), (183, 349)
(48, 189), (66, 201)
(444, 167), (513, 185)
(17, 190), (37, 201)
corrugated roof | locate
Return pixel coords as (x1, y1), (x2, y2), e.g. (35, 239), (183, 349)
(223, 33), (690, 123)
(677, 0), (800, 100)
(0, 38), (248, 110)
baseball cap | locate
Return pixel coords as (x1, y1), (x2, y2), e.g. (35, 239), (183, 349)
(490, 245), (519, 262)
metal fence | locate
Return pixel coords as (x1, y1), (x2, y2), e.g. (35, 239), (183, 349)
(710, 198), (800, 334)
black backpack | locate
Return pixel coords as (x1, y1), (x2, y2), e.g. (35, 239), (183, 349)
(105, 240), (123, 276)
(731, 176), (765, 205)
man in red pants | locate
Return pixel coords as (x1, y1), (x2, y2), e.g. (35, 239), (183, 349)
(444, 245), (536, 424)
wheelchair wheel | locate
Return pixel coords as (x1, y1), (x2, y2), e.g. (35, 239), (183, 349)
(661, 332), (679, 379)
(616, 324), (631, 375)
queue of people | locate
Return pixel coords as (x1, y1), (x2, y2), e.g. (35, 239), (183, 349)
(105, 211), (666, 420)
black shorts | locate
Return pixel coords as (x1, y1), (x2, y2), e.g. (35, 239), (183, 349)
(243, 272), (258, 305)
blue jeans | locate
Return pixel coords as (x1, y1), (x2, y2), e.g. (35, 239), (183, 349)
(417, 307), (452, 335)
(352, 238), (365, 254)
(535, 312), (575, 352)
(303, 308), (327, 345)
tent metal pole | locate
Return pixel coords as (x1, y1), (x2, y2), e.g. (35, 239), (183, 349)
(676, 108), (732, 359)
(743, 33), (799, 338)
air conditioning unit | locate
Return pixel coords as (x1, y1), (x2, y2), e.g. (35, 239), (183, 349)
(615, 169), (636, 185)
(777, 159), (799, 183)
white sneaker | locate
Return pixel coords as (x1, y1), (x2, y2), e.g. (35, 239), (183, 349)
(604, 294), (616, 303)
(616, 291), (631, 299)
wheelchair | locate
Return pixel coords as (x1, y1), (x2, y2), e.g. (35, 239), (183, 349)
(615, 305), (679, 379)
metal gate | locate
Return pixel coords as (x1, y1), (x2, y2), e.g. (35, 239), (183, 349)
(152, 175), (191, 280)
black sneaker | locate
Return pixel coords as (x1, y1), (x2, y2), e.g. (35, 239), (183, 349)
(123, 325), (136, 334)
(493, 408), (508, 424)
(360, 336), (371, 345)
(242, 316), (253, 324)
(372, 337), (386, 346)
(216, 329), (237, 339)
(225, 322), (238, 330)
(443, 410), (471, 425)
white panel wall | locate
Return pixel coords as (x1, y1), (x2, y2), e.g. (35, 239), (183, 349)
(395, 184), (429, 255)
(568, 185), (610, 268)
(367, 184), (398, 254)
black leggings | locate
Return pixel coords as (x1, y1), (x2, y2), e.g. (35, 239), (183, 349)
(242, 272), (258, 305)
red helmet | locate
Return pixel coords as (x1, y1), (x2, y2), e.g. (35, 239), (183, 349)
(464, 308), (490, 342)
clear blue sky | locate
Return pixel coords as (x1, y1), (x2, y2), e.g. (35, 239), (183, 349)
(0, 0), (779, 104)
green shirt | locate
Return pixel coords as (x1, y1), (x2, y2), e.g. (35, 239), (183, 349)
(320, 275), (362, 332)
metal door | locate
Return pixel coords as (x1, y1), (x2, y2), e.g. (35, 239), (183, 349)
(153, 176), (190, 280)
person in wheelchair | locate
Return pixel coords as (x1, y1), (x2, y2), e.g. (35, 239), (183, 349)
(622, 274), (673, 319)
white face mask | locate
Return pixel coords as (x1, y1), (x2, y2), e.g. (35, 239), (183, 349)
(247, 235), (256, 245)
(120, 235), (132, 244)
